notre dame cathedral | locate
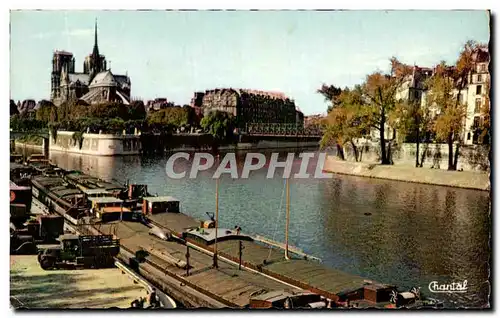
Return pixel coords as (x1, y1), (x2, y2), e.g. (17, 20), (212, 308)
(50, 20), (131, 106)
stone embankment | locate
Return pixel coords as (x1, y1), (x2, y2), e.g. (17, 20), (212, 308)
(323, 156), (490, 191)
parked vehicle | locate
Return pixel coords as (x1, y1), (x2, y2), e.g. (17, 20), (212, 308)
(37, 234), (120, 270)
(10, 215), (64, 254)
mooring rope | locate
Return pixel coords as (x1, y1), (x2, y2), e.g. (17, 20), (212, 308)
(266, 179), (286, 261)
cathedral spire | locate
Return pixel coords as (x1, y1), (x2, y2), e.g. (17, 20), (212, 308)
(92, 18), (99, 58)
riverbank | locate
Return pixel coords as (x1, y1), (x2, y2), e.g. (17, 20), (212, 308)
(323, 156), (490, 191)
(10, 255), (147, 309)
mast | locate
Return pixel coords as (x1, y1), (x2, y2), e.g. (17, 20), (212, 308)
(285, 178), (290, 260)
(213, 154), (220, 268)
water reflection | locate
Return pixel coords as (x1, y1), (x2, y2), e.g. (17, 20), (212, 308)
(18, 147), (490, 308)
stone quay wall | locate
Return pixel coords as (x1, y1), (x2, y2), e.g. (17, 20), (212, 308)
(332, 140), (489, 172)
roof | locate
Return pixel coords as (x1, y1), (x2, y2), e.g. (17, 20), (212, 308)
(59, 234), (79, 240)
(89, 70), (117, 88)
(101, 207), (131, 213)
(143, 196), (179, 203)
(10, 182), (30, 191)
(69, 73), (90, 85)
(53, 189), (83, 198)
(116, 90), (130, 105)
(185, 227), (253, 245)
(83, 189), (112, 195)
(89, 197), (123, 204)
(114, 75), (130, 87)
(251, 290), (315, 302)
(54, 50), (73, 56)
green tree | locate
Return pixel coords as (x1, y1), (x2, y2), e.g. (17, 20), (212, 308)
(147, 107), (189, 130)
(317, 84), (342, 113)
(390, 98), (433, 167)
(128, 100), (147, 120)
(10, 100), (19, 116)
(35, 100), (57, 124)
(200, 110), (235, 141)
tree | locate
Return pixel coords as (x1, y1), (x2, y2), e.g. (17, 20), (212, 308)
(147, 107), (190, 130)
(320, 87), (369, 161)
(200, 110), (235, 141)
(362, 58), (413, 164)
(35, 100), (57, 124)
(317, 84), (342, 113)
(128, 100), (147, 120)
(425, 62), (467, 170)
(390, 97), (433, 167)
(10, 100), (19, 116)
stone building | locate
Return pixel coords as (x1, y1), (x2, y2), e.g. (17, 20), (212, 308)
(394, 47), (490, 145)
(50, 21), (131, 106)
(191, 88), (303, 130)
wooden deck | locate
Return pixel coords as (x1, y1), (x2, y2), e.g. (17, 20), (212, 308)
(147, 211), (377, 301)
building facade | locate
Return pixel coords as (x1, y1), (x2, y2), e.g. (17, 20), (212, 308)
(394, 48), (490, 145)
(50, 21), (131, 106)
(192, 88), (303, 130)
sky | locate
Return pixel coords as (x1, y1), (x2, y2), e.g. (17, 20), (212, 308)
(10, 10), (490, 115)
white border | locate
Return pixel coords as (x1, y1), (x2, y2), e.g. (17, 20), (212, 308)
(2, 1), (498, 317)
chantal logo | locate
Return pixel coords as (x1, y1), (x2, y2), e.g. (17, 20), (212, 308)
(428, 280), (468, 293)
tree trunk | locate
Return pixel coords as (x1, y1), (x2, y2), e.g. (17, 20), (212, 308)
(447, 132), (455, 170)
(415, 116), (420, 167)
(453, 142), (460, 170)
(336, 143), (345, 160)
(350, 140), (359, 162)
(380, 120), (389, 164)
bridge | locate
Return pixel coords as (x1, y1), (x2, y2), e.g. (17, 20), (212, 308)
(242, 123), (322, 138)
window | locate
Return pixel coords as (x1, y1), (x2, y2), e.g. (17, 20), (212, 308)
(477, 74), (482, 83)
(476, 85), (482, 95)
(480, 64), (487, 72)
(467, 132), (471, 140)
(473, 116), (480, 128)
(475, 98), (482, 113)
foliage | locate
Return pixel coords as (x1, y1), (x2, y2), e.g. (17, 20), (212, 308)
(128, 100), (147, 120)
(16, 134), (44, 145)
(72, 131), (84, 149)
(317, 84), (342, 113)
(35, 100), (57, 123)
(425, 62), (467, 170)
(10, 100), (19, 116)
(10, 115), (45, 132)
(147, 107), (190, 130)
(320, 88), (370, 161)
(358, 58), (412, 164)
(200, 110), (235, 141)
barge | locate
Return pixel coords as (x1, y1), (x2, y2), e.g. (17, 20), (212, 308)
(26, 165), (443, 309)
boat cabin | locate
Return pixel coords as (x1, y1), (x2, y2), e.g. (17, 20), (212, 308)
(27, 154), (49, 164)
(142, 196), (180, 215)
(89, 197), (123, 211)
(83, 189), (113, 200)
(249, 290), (328, 309)
(182, 227), (253, 246)
(97, 206), (133, 222)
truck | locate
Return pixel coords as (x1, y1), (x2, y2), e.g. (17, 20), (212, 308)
(37, 234), (120, 270)
(10, 215), (64, 254)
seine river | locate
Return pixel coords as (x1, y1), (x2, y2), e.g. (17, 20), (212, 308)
(20, 147), (490, 308)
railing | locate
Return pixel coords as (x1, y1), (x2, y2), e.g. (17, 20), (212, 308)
(244, 123), (322, 137)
